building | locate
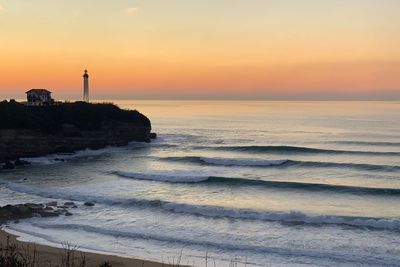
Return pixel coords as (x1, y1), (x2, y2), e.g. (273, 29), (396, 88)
(83, 69), (89, 102)
(26, 89), (54, 106)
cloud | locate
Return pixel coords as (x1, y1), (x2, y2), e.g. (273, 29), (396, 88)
(124, 7), (138, 15)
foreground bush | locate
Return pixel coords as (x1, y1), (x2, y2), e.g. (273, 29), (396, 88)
(0, 236), (112, 267)
(0, 101), (151, 133)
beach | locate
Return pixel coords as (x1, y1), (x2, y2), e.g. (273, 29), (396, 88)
(0, 228), (171, 267)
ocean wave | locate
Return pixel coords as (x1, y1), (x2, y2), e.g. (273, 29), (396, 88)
(6, 182), (400, 230)
(22, 147), (117, 165)
(20, 142), (177, 166)
(162, 156), (400, 172)
(20, 223), (399, 266)
(114, 171), (211, 183)
(166, 157), (288, 167)
(330, 141), (400, 147)
(113, 171), (400, 196)
(4, 183), (125, 206)
(143, 201), (400, 231)
(192, 145), (400, 156)
(206, 177), (400, 196)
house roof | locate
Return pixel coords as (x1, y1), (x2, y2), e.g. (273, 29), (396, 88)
(26, 89), (52, 94)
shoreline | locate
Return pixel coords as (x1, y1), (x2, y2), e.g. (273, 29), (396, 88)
(0, 227), (182, 267)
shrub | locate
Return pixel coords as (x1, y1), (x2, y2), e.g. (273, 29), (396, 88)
(0, 101), (151, 133)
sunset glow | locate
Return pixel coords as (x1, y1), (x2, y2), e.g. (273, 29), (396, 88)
(0, 0), (399, 100)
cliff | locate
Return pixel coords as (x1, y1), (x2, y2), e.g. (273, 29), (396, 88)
(0, 101), (154, 163)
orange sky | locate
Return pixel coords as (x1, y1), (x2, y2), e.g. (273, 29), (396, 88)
(0, 0), (399, 100)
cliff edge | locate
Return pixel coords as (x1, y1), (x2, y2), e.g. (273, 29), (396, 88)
(0, 101), (155, 163)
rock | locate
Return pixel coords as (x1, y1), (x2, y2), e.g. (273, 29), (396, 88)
(3, 161), (15, 169)
(0, 203), (67, 224)
(46, 201), (58, 207)
(84, 202), (95, 207)
(62, 124), (81, 137)
(25, 203), (44, 210)
(14, 159), (31, 166)
(0, 102), (152, 164)
(149, 133), (157, 139)
(65, 211), (73, 216)
(64, 202), (76, 207)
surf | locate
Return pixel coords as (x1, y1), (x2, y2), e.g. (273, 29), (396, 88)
(192, 145), (400, 156)
(161, 156), (400, 172)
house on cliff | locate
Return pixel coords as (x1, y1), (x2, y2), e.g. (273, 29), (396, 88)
(26, 89), (54, 106)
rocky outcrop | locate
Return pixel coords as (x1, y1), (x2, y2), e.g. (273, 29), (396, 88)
(0, 123), (152, 163)
(0, 203), (68, 224)
(0, 101), (155, 163)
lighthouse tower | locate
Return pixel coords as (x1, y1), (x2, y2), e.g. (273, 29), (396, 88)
(83, 69), (89, 102)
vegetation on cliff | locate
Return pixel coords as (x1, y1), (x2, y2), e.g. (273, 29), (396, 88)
(0, 101), (151, 133)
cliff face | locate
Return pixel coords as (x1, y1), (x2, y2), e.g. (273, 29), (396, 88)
(0, 101), (153, 163)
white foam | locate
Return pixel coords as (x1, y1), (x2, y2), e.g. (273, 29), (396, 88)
(199, 157), (287, 167)
(160, 202), (400, 231)
(115, 170), (211, 183)
(22, 147), (116, 165)
(6, 181), (400, 231)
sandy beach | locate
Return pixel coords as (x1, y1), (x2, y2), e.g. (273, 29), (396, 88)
(0, 228), (175, 267)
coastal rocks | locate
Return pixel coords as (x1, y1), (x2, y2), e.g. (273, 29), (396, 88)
(2, 161), (15, 169)
(2, 159), (30, 170)
(0, 204), (52, 223)
(62, 124), (81, 137)
(63, 202), (78, 208)
(14, 159), (31, 166)
(84, 202), (95, 207)
(46, 201), (58, 207)
(150, 132), (157, 139)
(0, 125), (154, 163)
(0, 102), (155, 163)
(0, 203), (74, 224)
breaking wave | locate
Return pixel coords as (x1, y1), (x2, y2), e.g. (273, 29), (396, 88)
(5, 182), (400, 230)
(192, 145), (400, 156)
(330, 141), (400, 147)
(161, 156), (400, 172)
(22, 147), (118, 165)
(113, 171), (400, 196)
(12, 223), (397, 266)
(114, 171), (211, 183)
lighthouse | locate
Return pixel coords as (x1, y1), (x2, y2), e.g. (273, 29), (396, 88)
(83, 69), (89, 102)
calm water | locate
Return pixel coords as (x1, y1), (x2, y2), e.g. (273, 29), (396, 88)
(1, 101), (400, 266)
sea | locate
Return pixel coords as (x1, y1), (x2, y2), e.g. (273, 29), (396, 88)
(1, 101), (400, 267)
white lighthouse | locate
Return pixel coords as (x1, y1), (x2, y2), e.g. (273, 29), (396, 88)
(83, 69), (89, 102)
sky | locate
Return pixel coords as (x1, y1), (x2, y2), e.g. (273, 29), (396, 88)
(0, 0), (399, 100)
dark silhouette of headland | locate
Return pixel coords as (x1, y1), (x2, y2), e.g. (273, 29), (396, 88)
(0, 70), (156, 166)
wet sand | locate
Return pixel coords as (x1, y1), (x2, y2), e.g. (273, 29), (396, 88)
(0, 228), (182, 267)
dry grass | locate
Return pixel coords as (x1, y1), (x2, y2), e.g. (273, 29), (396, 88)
(1, 234), (257, 267)
(0, 235), (110, 267)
